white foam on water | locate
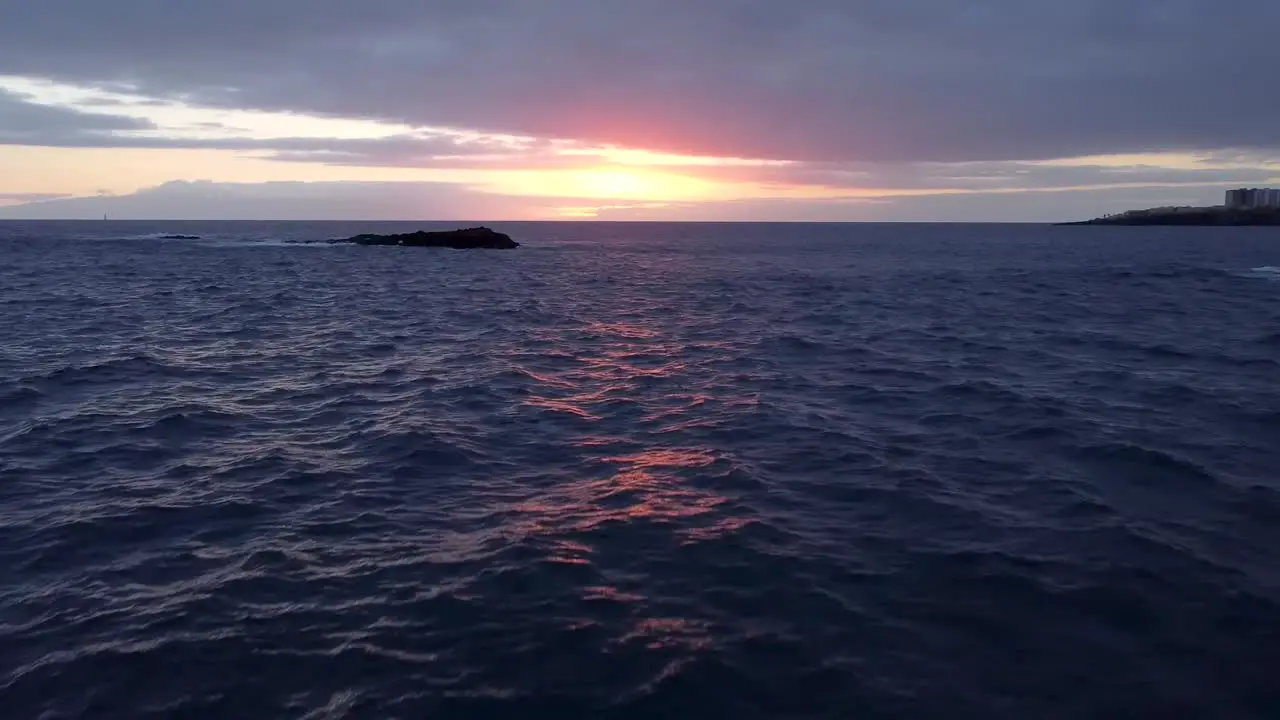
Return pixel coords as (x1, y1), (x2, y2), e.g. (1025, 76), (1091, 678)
(1240, 266), (1280, 281)
(210, 238), (341, 248)
(123, 232), (201, 240)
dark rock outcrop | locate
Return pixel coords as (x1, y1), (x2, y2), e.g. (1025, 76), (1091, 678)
(332, 226), (519, 249)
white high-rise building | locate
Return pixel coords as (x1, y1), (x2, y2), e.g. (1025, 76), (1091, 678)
(1225, 188), (1280, 209)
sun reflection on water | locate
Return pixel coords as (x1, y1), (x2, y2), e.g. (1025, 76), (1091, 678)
(619, 618), (713, 652)
(518, 320), (692, 420)
(500, 313), (756, 659)
(508, 446), (731, 537)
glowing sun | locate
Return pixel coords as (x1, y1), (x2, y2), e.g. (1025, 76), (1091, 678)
(579, 170), (651, 197)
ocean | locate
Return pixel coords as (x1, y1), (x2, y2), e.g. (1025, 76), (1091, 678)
(2, 220), (1278, 719)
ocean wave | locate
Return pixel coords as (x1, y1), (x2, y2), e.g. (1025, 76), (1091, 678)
(25, 354), (200, 387)
(0, 384), (43, 407)
(1070, 441), (1219, 485)
(1108, 266), (1232, 281)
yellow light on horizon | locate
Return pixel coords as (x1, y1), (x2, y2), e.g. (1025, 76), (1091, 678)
(481, 166), (725, 202)
(578, 170), (653, 197)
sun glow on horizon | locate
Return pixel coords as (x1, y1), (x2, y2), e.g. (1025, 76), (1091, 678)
(580, 170), (651, 197)
(480, 166), (729, 202)
(2, 74), (1255, 221)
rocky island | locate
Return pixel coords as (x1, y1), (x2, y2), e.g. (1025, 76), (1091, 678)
(330, 226), (519, 249)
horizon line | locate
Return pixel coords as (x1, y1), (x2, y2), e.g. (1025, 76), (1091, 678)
(0, 218), (1066, 224)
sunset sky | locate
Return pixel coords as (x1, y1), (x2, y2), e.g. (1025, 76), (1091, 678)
(2, 1), (1278, 221)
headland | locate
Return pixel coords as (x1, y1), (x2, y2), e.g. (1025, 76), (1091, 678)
(1060, 207), (1280, 226)
(1062, 187), (1280, 226)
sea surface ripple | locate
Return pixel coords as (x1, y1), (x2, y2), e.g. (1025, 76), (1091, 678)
(2, 221), (1279, 719)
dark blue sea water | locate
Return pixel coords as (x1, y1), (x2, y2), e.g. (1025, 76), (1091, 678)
(2, 220), (1279, 719)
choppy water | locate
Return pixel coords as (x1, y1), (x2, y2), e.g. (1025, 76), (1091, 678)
(2, 220), (1279, 719)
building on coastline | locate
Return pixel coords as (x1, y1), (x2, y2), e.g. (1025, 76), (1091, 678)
(1226, 188), (1280, 209)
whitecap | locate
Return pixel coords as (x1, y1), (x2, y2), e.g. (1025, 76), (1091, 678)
(1246, 266), (1280, 280)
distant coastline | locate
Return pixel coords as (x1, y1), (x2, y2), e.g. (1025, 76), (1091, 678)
(1060, 207), (1280, 226)
(1064, 188), (1280, 225)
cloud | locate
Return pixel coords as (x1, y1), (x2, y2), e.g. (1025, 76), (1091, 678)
(0, 174), (1234, 223)
(0, 127), (511, 156)
(0, 192), (71, 202)
(590, 184), (1233, 223)
(693, 157), (1280, 195)
(0, 88), (154, 144)
(2, 2), (1275, 220)
(0, 179), (587, 220)
(1, 1), (1277, 164)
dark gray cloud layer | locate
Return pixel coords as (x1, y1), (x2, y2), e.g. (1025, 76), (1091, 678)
(2, 1), (1275, 163)
(0, 88), (153, 144)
